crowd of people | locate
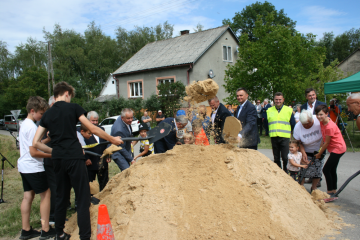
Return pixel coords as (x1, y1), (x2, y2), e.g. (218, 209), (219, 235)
(16, 80), (360, 240)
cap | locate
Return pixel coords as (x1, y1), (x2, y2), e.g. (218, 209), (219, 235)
(139, 124), (149, 131)
(158, 110), (162, 113)
(176, 110), (186, 116)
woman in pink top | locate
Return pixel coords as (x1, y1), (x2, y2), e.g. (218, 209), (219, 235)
(314, 105), (346, 195)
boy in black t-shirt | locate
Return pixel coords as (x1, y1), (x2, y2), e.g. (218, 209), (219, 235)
(33, 82), (122, 240)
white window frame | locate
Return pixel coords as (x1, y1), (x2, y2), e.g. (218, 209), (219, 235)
(129, 81), (143, 98)
(223, 45), (232, 62)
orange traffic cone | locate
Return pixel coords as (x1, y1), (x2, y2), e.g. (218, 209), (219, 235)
(97, 204), (115, 240)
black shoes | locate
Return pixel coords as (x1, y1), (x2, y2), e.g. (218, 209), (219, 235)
(19, 226), (40, 240)
(55, 232), (71, 240)
(39, 226), (56, 240)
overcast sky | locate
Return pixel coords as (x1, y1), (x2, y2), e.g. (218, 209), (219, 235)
(1, 0), (359, 53)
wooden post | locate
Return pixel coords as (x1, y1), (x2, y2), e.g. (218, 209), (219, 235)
(49, 43), (55, 90)
(47, 42), (51, 97)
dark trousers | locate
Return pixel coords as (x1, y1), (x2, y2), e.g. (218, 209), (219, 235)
(44, 160), (56, 220)
(87, 168), (109, 191)
(240, 145), (258, 150)
(257, 118), (263, 135)
(53, 159), (91, 240)
(323, 152), (345, 191)
(263, 118), (269, 135)
(113, 157), (130, 171)
(271, 137), (290, 171)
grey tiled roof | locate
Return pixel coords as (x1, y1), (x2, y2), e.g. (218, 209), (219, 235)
(113, 26), (236, 75)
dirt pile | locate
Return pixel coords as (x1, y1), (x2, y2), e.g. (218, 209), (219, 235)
(65, 145), (336, 240)
(184, 79), (219, 103)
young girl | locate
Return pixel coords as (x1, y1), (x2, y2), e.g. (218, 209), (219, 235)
(314, 105), (346, 195)
(287, 140), (308, 182)
(183, 133), (194, 144)
(132, 124), (154, 161)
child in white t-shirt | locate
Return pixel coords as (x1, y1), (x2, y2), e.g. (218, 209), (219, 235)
(18, 96), (56, 239)
(287, 140), (308, 182)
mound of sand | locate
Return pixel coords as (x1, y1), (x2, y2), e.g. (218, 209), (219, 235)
(65, 145), (336, 240)
(184, 79), (219, 103)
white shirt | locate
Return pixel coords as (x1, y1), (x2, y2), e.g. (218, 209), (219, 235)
(211, 107), (219, 124)
(18, 118), (45, 173)
(76, 131), (86, 146)
(287, 152), (303, 172)
(293, 117), (322, 153)
(307, 100), (316, 114)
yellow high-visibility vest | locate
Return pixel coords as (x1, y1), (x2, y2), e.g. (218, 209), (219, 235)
(267, 105), (292, 138)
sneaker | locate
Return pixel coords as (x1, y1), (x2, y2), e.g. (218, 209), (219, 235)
(39, 226), (56, 240)
(19, 226), (40, 240)
(316, 182), (321, 188)
(55, 232), (71, 240)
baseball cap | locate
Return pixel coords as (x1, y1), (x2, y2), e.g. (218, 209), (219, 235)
(158, 110), (162, 113)
(176, 110), (186, 116)
(139, 124), (149, 131)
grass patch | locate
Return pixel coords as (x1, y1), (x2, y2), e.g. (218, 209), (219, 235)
(0, 135), (77, 237)
(343, 120), (360, 152)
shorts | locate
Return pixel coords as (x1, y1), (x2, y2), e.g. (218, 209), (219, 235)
(20, 172), (49, 194)
(287, 170), (300, 181)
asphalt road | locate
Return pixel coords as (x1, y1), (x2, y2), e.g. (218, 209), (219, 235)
(259, 149), (360, 240)
(1, 130), (358, 239)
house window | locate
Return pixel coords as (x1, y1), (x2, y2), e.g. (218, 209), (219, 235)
(223, 45), (232, 62)
(158, 78), (174, 85)
(156, 76), (176, 95)
(128, 80), (143, 98)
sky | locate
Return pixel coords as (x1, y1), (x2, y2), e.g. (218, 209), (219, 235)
(1, 0), (359, 54)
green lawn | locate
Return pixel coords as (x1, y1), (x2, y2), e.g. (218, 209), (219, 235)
(0, 135), (76, 238)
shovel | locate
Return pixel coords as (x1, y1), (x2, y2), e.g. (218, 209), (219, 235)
(82, 122), (172, 149)
(322, 170), (360, 203)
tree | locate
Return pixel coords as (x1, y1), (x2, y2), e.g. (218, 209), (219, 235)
(332, 33), (351, 63)
(115, 21), (173, 65)
(317, 32), (335, 67)
(157, 81), (186, 118)
(193, 23), (204, 32)
(222, 1), (296, 41)
(0, 66), (48, 117)
(346, 27), (360, 52)
(223, 13), (326, 105)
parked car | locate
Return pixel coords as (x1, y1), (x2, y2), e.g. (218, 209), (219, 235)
(4, 114), (27, 131)
(0, 119), (4, 130)
(99, 115), (140, 136)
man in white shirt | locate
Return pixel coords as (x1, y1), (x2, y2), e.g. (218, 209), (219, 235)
(300, 88), (326, 114)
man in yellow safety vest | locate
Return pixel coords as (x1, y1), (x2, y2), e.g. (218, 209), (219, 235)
(267, 92), (295, 171)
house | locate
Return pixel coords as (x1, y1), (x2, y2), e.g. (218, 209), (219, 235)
(99, 25), (239, 105)
(337, 47), (360, 76)
(94, 75), (117, 102)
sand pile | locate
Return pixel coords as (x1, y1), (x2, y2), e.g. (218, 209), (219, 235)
(65, 145), (336, 240)
(184, 79), (219, 103)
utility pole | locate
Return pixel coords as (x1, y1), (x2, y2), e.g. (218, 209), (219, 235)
(49, 43), (55, 91)
(47, 42), (51, 97)
(43, 41), (55, 97)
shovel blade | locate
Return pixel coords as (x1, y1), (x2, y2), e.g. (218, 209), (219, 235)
(148, 122), (172, 144)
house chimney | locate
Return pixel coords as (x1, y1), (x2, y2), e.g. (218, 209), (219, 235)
(180, 30), (190, 35)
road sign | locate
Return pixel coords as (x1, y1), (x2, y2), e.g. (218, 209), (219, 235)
(10, 110), (21, 120)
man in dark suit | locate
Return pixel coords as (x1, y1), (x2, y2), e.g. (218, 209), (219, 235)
(110, 108), (135, 171)
(84, 111), (108, 191)
(208, 96), (231, 144)
(300, 88), (326, 114)
(262, 99), (272, 136)
(234, 88), (259, 150)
